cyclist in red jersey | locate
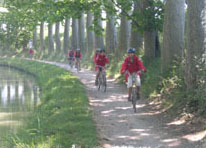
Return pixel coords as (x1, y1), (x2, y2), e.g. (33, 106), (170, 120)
(95, 49), (109, 86)
(121, 48), (146, 101)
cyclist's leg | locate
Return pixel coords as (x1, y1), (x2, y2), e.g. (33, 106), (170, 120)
(69, 58), (72, 67)
(78, 59), (80, 70)
(127, 75), (132, 101)
(95, 70), (100, 86)
(136, 75), (141, 99)
(79, 60), (81, 70)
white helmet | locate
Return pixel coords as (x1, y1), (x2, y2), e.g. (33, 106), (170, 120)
(77, 48), (80, 51)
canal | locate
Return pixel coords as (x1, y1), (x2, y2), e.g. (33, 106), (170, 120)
(0, 67), (39, 147)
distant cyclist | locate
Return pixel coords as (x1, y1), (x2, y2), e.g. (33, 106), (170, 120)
(95, 49), (109, 86)
(121, 48), (146, 101)
(74, 48), (82, 70)
(68, 49), (75, 68)
(28, 40), (34, 58)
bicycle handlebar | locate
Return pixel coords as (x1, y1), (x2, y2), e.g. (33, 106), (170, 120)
(125, 70), (144, 76)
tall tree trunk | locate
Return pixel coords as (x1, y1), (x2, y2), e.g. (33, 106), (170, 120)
(78, 13), (85, 52)
(162, 0), (185, 71)
(95, 18), (105, 49)
(64, 18), (70, 53)
(33, 26), (37, 50)
(86, 11), (95, 53)
(40, 22), (45, 51)
(106, 13), (117, 54)
(144, 30), (156, 59)
(130, 1), (143, 53)
(143, 0), (158, 59)
(185, 0), (206, 90)
(6, 25), (10, 50)
(55, 22), (61, 52)
(72, 18), (79, 50)
(48, 23), (54, 51)
(117, 14), (130, 54)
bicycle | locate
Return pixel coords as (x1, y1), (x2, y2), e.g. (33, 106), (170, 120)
(97, 65), (107, 92)
(68, 57), (74, 68)
(129, 72), (141, 113)
(75, 58), (81, 72)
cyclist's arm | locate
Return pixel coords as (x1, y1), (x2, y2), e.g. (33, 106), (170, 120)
(105, 56), (109, 64)
(80, 53), (82, 59)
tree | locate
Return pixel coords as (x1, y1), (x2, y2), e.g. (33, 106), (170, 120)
(33, 26), (38, 50)
(86, 11), (95, 53)
(95, 17), (105, 49)
(72, 18), (79, 49)
(55, 22), (61, 51)
(130, 0), (143, 53)
(79, 13), (86, 52)
(118, 14), (130, 54)
(64, 18), (70, 53)
(105, 0), (117, 54)
(48, 23), (54, 51)
(143, 0), (157, 59)
(40, 22), (46, 51)
(162, 0), (185, 71)
(185, 0), (206, 90)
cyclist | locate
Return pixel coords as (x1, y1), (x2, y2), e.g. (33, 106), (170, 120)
(28, 40), (34, 58)
(74, 48), (82, 70)
(121, 48), (146, 101)
(94, 48), (101, 65)
(95, 49), (109, 86)
(68, 49), (75, 68)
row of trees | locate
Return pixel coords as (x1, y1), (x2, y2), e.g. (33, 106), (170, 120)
(0, 0), (163, 55)
(0, 0), (206, 91)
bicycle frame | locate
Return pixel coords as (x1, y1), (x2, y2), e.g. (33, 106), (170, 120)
(75, 58), (81, 72)
(129, 72), (139, 113)
(69, 58), (74, 68)
(97, 66), (107, 92)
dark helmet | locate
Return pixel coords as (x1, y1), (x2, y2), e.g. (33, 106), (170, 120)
(127, 48), (135, 53)
(96, 48), (101, 52)
(100, 48), (105, 53)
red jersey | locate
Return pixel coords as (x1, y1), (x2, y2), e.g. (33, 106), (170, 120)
(28, 49), (34, 54)
(96, 54), (109, 67)
(68, 51), (74, 58)
(121, 56), (146, 74)
(74, 51), (82, 59)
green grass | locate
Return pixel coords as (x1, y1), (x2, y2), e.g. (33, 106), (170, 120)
(141, 57), (162, 98)
(0, 58), (98, 148)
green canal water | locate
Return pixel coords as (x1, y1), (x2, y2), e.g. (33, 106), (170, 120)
(0, 67), (39, 147)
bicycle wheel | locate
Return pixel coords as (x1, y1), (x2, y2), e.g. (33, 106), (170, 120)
(132, 88), (137, 113)
(102, 73), (107, 92)
(77, 63), (79, 72)
(98, 74), (102, 91)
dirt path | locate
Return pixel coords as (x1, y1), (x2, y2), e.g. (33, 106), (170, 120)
(42, 61), (204, 148)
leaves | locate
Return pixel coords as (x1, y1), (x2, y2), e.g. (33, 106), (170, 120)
(0, 0), (164, 51)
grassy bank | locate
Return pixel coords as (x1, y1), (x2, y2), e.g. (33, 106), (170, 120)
(0, 58), (98, 148)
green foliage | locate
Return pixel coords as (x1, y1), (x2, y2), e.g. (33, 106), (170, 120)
(141, 57), (162, 98)
(0, 0), (165, 52)
(157, 60), (185, 100)
(186, 57), (206, 115)
(0, 58), (98, 147)
(141, 0), (164, 32)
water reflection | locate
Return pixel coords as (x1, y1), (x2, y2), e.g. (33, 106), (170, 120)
(0, 67), (40, 147)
